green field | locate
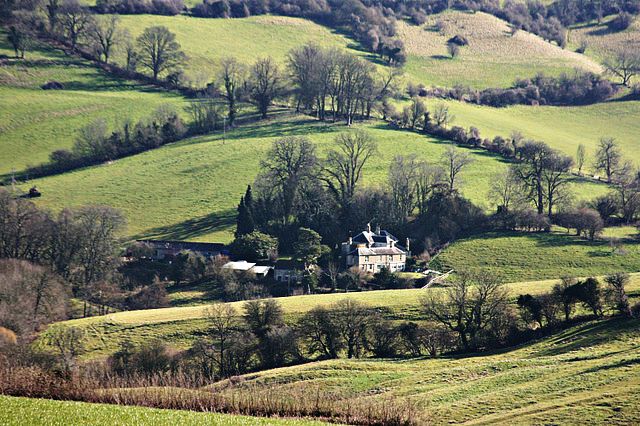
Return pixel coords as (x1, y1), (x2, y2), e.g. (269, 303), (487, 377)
(110, 12), (602, 89)
(436, 230), (640, 283)
(205, 317), (640, 425)
(42, 273), (640, 358)
(21, 114), (613, 243)
(0, 36), (185, 176)
(398, 11), (602, 88)
(416, 98), (640, 169)
(0, 396), (321, 425)
(112, 14), (368, 86)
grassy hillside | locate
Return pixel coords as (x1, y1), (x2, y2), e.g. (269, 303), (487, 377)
(21, 114), (612, 242)
(397, 11), (602, 88)
(0, 396), (321, 426)
(112, 14), (367, 86)
(436, 230), (640, 283)
(43, 274), (640, 358)
(418, 98), (640, 168)
(569, 16), (640, 65)
(205, 317), (640, 425)
(111, 12), (601, 89)
(0, 36), (185, 176)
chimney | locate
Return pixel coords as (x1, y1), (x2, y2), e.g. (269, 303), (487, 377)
(376, 224), (381, 234)
(405, 238), (411, 252)
(366, 223), (371, 233)
(348, 235), (352, 245)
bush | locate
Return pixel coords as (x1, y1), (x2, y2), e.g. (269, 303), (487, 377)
(608, 12), (634, 32)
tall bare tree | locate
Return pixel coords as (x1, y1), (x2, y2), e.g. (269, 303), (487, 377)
(441, 146), (473, 193)
(89, 15), (119, 63)
(594, 137), (622, 182)
(576, 143), (586, 176)
(59, 0), (91, 50)
(249, 57), (284, 119)
(218, 57), (245, 126)
(322, 130), (377, 212)
(205, 303), (240, 377)
(388, 154), (418, 223)
(604, 47), (640, 87)
(136, 25), (185, 80)
(257, 136), (318, 224)
(422, 272), (510, 351)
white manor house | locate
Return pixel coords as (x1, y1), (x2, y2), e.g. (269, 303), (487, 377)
(341, 224), (410, 273)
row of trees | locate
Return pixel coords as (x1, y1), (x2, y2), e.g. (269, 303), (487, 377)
(58, 269), (636, 382)
(422, 71), (618, 107)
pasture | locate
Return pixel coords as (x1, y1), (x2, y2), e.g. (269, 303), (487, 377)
(0, 396), (321, 425)
(0, 35), (185, 176)
(435, 230), (640, 283)
(418, 98), (640, 169)
(21, 114), (613, 243)
(568, 16), (640, 65)
(398, 11), (602, 88)
(205, 317), (640, 425)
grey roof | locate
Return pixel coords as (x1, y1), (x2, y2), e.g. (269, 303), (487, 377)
(348, 246), (406, 256)
(352, 229), (399, 246)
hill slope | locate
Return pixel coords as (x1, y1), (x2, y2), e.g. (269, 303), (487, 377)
(0, 37), (185, 176)
(0, 395), (321, 425)
(21, 114), (612, 242)
(205, 317), (640, 425)
(398, 10), (602, 88)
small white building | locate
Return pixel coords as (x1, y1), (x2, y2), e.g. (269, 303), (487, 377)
(341, 224), (409, 273)
(223, 261), (272, 278)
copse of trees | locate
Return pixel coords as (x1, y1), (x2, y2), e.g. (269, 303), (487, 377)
(95, 0), (184, 15)
(0, 189), (124, 295)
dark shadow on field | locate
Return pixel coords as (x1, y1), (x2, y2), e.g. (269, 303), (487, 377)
(132, 209), (236, 242)
(430, 55), (451, 60)
(587, 25), (616, 36)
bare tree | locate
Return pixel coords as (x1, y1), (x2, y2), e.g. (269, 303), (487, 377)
(43, 0), (61, 33)
(322, 130), (378, 212)
(59, 0), (91, 50)
(218, 57), (245, 126)
(441, 146), (473, 193)
(421, 272), (510, 351)
(136, 25), (185, 80)
(45, 326), (86, 376)
(541, 152), (574, 217)
(512, 140), (555, 215)
(576, 144), (586, 176)
(257, 136), (318, 224)
(205, 303), (240, 377)
(388, 155), (418, 223)
(489, 168), (522, 212)
(249, 57), (284, 119)
(604, 273), (631, 317)
(332, 299), (371, 359)
(89, 15), (119, 63)
(604, 48), (640, 87)
(614, 165), (640, 223)
(415, 161), (445, 215)
(594, 137), (622, 182)
(0, 259), (68, 336)
(432, 103), (454, 128)
(447, 42), (459, 58)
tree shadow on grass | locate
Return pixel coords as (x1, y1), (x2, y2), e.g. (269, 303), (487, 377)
(132, 209), (236, 242)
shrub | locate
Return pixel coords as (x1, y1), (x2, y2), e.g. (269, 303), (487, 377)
(608, 12), (634, 32)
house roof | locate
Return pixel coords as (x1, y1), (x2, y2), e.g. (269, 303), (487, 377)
(348, 246), (406, 256)
(139, 240), (226, 252)
(223, 261), (256, 271)
(352, 230), (399, 246)
(251, 265), (273, 275)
